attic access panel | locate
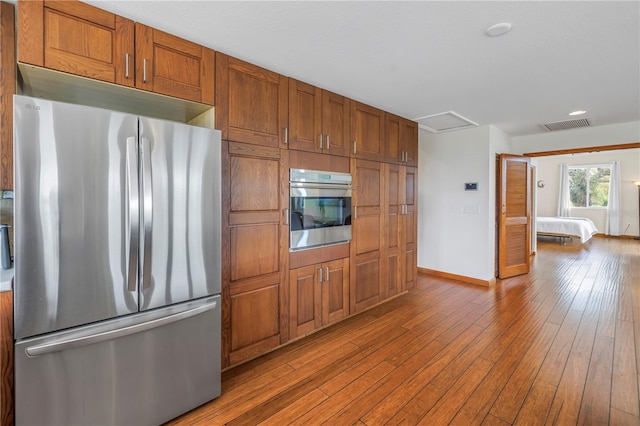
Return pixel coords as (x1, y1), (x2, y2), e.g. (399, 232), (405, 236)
(415, 111), (478, 133)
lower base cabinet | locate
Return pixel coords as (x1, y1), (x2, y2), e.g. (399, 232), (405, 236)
(289, 258), (349, 339)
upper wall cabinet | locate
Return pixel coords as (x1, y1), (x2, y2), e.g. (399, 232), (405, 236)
(18, 0), (214, 105)
(19, 0), (134, 87)
(288, 79), (350, 157)
(216, 52), (288, 147)
(385, 114), (418, 166)
(134, 24), (214, 104)
(351, 101), (385, 162)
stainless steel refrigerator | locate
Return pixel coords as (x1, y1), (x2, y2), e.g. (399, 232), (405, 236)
(13, 95), (222, 425)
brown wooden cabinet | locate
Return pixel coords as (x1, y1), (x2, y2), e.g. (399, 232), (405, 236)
(385, 114), (418, 166)
(216, 52), (288, 148)
(1, 0), (15, 190)
(351, 101), (385, 162)
(289, 257), (349, 339)
(17, 0), (214, 104)
(403, 166), (418, 289)
(400, 117), (418, 167)
(383, 163), (403, 298)
(288, 79), (350, 157)
(350, 159), (384, 313)
(221, 141), (289, 368)
(134, 23), (214, 104)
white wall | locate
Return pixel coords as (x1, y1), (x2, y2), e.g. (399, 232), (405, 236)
(511, 121), (640, 154)
(418, 125), (511, 282)
(533, 149), (640, 236)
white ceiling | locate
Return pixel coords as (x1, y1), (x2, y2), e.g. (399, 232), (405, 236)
(78, 1), (640, 136)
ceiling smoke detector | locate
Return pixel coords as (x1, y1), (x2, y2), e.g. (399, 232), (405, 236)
(540, 117), (592, 132)
(415, 111), (479, 133)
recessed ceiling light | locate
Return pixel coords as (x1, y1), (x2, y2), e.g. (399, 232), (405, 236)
(569, 110), (587, 116)
(485, 23), (512, 37)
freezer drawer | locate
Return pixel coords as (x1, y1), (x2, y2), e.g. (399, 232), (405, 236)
(15, 296), (221, 426)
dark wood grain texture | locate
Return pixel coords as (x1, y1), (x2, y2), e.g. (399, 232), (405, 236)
(1, 1), (15, 190)
(0, 291), (13, 426)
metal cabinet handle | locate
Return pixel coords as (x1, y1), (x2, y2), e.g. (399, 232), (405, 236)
(143, 58), (147, 83)
(126, 137), (139, 292)
(325, 266), (330, 282)
(353, 141), (357, 154)
(125, 53), (130, 79)
(284, 127), (288, 144)
(141, 137), (153, 290)
(318, 268), (323, 283)
(326, 135), (330, 150)
(354, 206), (358, 219)
(319, 133), (323, 149)
(285, 208), (289, 225)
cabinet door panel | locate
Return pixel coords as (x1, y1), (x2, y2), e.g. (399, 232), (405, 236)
(404, 166), (417, 289)
(230, 156), (280, 212)
(216, 53), (288, 148)
(351, 102), (384, 161)
(289, 265), (321, 338)
(289, 79), (321, 153)
(135, 24), (214, 104)
(230, 224), (279, 281)
(230, 284), (280, 352)
(355, 215), (381, 254)
(322, 91), (350, 157)
(351, 253), (381, 312)
(384, 163), (402, 298)
(400, 118), (418, 167)
(25, 1), (135, 86)
(324, 258), (349, 324)
(385, 114), (401, 164)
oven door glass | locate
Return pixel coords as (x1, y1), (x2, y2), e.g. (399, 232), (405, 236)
(290, 187), (352, 251)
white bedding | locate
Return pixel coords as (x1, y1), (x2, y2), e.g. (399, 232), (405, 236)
(536, 216), (599, 243)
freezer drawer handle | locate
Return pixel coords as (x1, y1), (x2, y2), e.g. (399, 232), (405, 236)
(24, 300), (218, 357)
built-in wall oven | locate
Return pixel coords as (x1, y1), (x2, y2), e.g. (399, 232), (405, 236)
(290, 168), (352, 251)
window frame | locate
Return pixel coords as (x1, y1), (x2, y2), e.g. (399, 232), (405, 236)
(567, 163), (611, 209)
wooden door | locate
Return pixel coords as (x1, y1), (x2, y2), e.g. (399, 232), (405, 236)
(498, 154), (531, 278)
(135, 24), (214, 104)
(384, 114), (402, 164)
(383, 163), (403, 298)
(289, 264), (321, 339)
(222, 141), (289, 367)
(19, 0), (134, 86)
(288, 79), (321, 153)
(216, 53), (288, 148)
(350, 101), (384, 162)
(400, 118), (418, 167)
(403, 166), (418, 289)
(350, 159), (384, 313)
(321, 90), (350, 157)
(323, 258), (350, 325)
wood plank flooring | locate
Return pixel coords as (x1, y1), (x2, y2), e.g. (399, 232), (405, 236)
(167, 237), (640, 425)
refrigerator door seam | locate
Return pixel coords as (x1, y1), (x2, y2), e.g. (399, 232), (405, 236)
(24, 299), (218, 357)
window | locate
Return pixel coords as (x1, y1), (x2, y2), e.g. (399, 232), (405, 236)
(568, 165), (611, 207)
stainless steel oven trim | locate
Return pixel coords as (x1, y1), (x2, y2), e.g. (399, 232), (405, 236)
(290, 186), (352, 198)
(290, 168), (352, 185)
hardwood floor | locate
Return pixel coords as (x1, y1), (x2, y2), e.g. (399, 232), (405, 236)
(167, 237), (640, 425)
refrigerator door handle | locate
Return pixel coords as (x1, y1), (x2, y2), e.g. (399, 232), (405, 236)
(24, 300), (218, 357)
(141, 137), (153, 290)
(126, 137), (139, 292)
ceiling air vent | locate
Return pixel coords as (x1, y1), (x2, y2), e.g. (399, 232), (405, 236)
(415, 111), (479, 133)
(540, 117), (591, 132)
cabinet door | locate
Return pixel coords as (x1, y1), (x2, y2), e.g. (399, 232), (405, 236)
(404, 167), (418, 289)
(288, 79), (321, 153)
(350, 101), (384, 162)
(384, 113), (401, 164)
(322, 258), (350, 325)
(19, 0), (134, 86)
(289, 265), (321, 339)
(400, 117), (418, 167)
(383, 163), (403, 298)
(222, 141), (289, 367)
(216, 53), (288, 148)
(135, 24), (214, 104)
(350, 159), (384, 313)
(322, 91), (350, 157)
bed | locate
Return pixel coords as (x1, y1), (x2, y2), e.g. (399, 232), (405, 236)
(536, 216), (598, 243)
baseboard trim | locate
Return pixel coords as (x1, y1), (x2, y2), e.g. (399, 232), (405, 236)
(418, 268), (495, 287)
(593, 233), (638, 240)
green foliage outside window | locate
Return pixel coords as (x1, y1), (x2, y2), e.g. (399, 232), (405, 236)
(568, 166), (610, 207)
